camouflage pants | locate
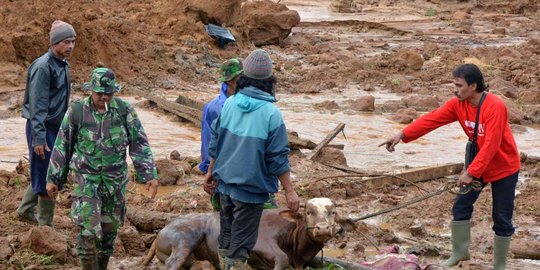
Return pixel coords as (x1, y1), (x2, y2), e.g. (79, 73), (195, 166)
(72, 186), (126, 258)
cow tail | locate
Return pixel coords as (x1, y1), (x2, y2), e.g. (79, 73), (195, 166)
(141, 239), (157, 266)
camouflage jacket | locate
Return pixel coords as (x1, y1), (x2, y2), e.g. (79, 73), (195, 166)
(47, 96), (158, 196)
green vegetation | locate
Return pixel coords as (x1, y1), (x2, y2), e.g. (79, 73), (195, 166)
(425, 8), (437, 17)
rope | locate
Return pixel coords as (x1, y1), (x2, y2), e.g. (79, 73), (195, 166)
(350, 184), (451, 222)
(349, 179), (483, 222)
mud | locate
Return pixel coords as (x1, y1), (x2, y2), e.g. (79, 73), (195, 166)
(1, 0), (540, 269)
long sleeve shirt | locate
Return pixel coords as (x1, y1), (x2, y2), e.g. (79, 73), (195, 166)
(210, 87), (290, 203)
(47, 96), (158, 196)
(402, 93), (520, 182)
(199, 83), (229, 174)
(22, 49), (71, 146)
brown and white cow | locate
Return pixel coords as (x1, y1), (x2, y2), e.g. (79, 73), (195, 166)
(142, 198), (354, 270)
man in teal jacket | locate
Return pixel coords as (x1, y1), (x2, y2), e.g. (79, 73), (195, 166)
(204, 49), (299, 270)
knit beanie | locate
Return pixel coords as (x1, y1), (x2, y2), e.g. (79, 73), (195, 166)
(243, 49), (273, 80)
(50, 20), (76, 45)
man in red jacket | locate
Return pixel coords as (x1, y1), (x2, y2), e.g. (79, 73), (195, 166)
(380, 64), (519, 270)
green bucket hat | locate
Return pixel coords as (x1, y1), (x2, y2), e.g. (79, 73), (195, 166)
(83, 67), (121, 94)
(219, 58), (243, 82)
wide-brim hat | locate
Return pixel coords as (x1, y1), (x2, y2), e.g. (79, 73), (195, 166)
(83, 67), (121, 94)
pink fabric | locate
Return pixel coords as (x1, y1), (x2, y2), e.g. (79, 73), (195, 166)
(361, 245), (421, 270)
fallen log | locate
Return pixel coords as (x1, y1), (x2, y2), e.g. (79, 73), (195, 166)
(306, 123), (346, 160)
(131, 89), (203, 127)
(511, 238), (540, 260)
(127, 207), (178, 232)
(363, 162), (464, 189)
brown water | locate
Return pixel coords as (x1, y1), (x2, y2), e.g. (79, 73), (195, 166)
(2, 92), (540, 173)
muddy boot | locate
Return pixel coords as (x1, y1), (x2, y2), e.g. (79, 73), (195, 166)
(97, 254), (110, 270)
(218, 249), (228, 270)
(37, 197), (55, 227)
(493, 235), (511, 270)
(16, 185), (38, 224)
(80, 255), (97, 270)
(441, 220), (471, 267)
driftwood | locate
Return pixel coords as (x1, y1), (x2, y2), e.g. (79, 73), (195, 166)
(131, 89), (203, 127)
(126, 207), (178, 232)
(306, 123), (346, 160)
(363, 162), (464, 189)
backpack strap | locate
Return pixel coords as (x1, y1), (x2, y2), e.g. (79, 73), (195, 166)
(113, 96), (129, 136)
(71, 99), (84, 137)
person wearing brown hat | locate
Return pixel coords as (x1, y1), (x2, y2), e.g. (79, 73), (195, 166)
(204, 49), (299, 270)
(16, 20), (76, 226)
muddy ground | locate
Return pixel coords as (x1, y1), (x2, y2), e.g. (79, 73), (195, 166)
(1, 0), (540, 269)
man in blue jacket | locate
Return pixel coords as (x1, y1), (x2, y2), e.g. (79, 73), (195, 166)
(204, 49), (300, 270)
(199, 58), (243, 175)
(16, 20), (76, 226)
(201, 58), (278, 211)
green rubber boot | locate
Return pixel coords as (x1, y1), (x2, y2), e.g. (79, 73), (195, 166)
(494, 235), (511, 270)
(441, 220), (471, 267)
(37, 197), (56, 227)
(16, 185), (38, 223)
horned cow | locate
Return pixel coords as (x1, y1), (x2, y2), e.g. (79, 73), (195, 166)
(142, 197), (354, 269)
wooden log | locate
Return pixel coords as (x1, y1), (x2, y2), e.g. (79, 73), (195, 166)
(126, 207), (178, 232)
(363, 162), (464, 189)
(306, 123), (346, 160)
(131, 89), (203, 127)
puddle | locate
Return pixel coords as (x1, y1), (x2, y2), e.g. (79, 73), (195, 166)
(131, 183), (185, 198)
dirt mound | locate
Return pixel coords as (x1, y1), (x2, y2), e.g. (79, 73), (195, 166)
(240, 0), (300, 46)
(183, 0), (241, 26)
(0, 0), (303, 88)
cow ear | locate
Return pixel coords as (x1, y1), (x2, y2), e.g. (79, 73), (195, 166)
(336, 214), (356, 232)
(279, 210), (303, 223)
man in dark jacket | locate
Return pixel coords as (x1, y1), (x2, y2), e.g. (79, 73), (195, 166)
(16, 20), (76, 226)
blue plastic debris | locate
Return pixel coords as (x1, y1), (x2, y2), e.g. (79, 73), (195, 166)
(205, 24), (236, 48)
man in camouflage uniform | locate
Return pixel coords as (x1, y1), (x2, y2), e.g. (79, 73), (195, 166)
(46, 67), (159, 269)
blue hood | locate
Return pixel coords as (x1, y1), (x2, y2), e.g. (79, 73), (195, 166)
(235, 86), (277, 113)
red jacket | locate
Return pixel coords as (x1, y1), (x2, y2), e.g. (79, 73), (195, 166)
(402, 93), (520, 182)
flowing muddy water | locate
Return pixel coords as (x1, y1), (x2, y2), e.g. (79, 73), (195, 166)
(4, 88), (538, 173)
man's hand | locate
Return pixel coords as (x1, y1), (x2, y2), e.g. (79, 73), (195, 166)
(145, 180), (159, 199)
(46, 183), (58, 199)
(34, 144), (51, 160)
(284, 189), (300, 212)
(378, 131), (404, 153)
(203, 174), (217, 195)
(458, 171), (473, 187)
